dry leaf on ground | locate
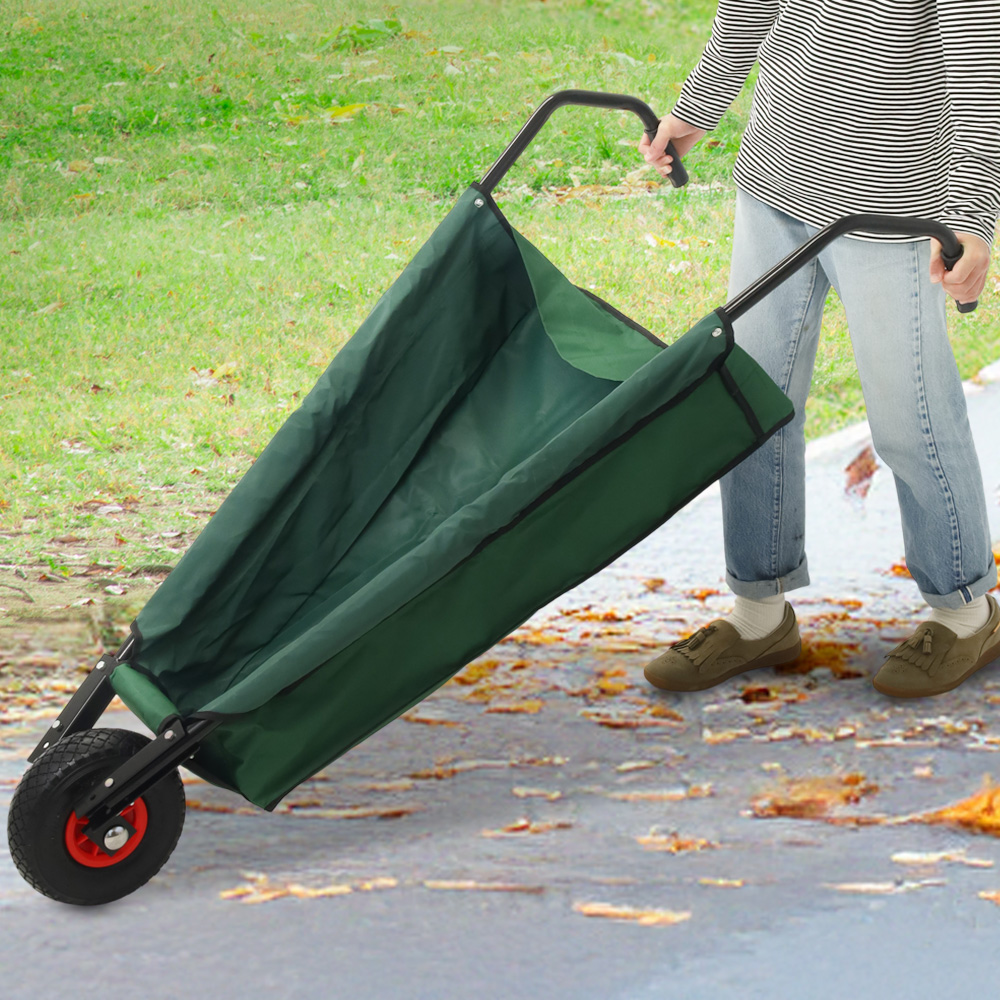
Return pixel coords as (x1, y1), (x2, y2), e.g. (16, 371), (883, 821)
(824, 879), (945, 894)
(423, 880), (544, 893)
(512, 787), (562, 800)
(891, 850), (993, 868)
(573, 901), (691, 926)
(749, 772), (878, 820)
(481, 818), (572, 837)
(288, 805), (423, 820)
(914, 777), (1000, 836)
(636, 831), (718, 854)
(484, 699), (544, 714)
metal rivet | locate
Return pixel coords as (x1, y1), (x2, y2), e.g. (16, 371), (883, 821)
(52, 720), (61, 730)
(474, 198), (484, 208)
(103, 826), (129, 851)
(712, 329), (722, 337)
(164, 730), (176, 741)
(96, 661), (105, 671)
(104, 777), (114, 788)
(43, 742), (50, 749)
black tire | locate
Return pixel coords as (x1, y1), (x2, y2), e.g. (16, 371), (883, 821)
(7, 728), (186, 905)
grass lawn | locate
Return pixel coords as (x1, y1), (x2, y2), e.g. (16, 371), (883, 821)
(2, 0), (998, 610)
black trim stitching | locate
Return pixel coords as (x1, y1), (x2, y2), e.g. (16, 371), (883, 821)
(577, 287), (667, 348)
(719, 365), (765, 439)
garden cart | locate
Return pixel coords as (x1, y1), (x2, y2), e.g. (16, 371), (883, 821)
(7, 90), (975, 904)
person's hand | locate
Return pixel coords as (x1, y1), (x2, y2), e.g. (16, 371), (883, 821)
(638, 114), (707, 178)
(929, 232), (991, 306)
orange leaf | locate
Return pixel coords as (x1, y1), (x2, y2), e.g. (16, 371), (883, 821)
(485, 699), (544, 714)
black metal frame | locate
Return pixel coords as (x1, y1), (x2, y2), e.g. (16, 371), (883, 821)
(723, 214), (978, 319)
(27, 635), (219, 855)
(478, 88), (688, 193)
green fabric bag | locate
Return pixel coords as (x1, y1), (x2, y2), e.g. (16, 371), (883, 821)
(111, 185), (794, 808)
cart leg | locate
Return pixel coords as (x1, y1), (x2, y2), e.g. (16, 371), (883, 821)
(27, 656), (118, 763)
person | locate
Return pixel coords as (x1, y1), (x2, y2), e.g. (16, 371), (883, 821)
(638, 0), (1000, 698)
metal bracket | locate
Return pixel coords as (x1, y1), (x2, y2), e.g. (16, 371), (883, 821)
(28, 656), (118, 763)
(75, 717), (217, 850)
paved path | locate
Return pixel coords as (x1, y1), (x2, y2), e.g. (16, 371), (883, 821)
(2, 365), (1000, 998)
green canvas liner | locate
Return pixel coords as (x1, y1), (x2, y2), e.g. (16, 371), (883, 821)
(111, 184), (794, 809)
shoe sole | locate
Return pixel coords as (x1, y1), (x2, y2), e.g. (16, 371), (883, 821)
(644, 638), (803, 692)
(873, 635), (1000, 698)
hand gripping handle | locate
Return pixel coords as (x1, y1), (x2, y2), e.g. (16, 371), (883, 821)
(939, 244), (978, 313)
(478, 90), (688, 195)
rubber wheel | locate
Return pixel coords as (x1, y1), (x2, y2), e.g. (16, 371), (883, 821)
(7, 728), (186, 905)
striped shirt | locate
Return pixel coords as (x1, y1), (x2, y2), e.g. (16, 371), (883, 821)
(671, 0), (1000, 245)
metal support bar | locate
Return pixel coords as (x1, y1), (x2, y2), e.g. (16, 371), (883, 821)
(76, 717), (218, 849)
(28, 658), (116, 763)
(27, 632), (138, 763)
(478, 89), (687, 195)
(723, 214), (977, 321)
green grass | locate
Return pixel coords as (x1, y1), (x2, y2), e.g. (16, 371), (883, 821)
(2, 0), (998, 578)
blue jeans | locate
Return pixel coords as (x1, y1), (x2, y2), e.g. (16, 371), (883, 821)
(720, 189), (996, 609)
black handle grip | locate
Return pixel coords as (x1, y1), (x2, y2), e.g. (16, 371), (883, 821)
(725, 214), (979, 322)
(643, 127), (688, 188)
(939, 244), (978, 313)
(478, 90), (688, 195)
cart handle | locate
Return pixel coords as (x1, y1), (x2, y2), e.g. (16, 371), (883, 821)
(478, 89), (687, 195)
(723, 214), (978, 319)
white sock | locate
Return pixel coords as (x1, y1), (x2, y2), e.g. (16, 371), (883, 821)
(928, 596), (990, 638)
(727, 593), (786, 640)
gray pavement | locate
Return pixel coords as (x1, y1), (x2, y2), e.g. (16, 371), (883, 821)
(2, 362), (1000, 997)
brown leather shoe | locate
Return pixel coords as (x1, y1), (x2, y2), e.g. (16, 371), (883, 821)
(644, 603), (801, 692)
(872, 594), (1000, 698)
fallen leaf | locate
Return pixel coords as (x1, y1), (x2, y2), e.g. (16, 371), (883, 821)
(573, 901), (691, 926)
(359, 779), (416, 792)
(512, 787), (562, 800)
(485, 699), (544, 714)
(891, 849), (993, 868)
(687, 588), (722, 602)
(749, 772), (879, 820)
(617, 760), (658, 773)
(450, 659), (501, 685)
(824, 879), (945, 894)
(357, 877), (398, 891)
(636, 831), (718, 854)
(914, 777), (1000, 836)
(481, 818), (572, 837)
(702, 728), (752, 745)
(423, 880), (544, 893)
(610, 784), (713, 803)
(288, 805), (423, 820)
(845, 444), (879, 498)
(402, 713), (465, 728)
(286, 883), (353, 899)
(646, 705), (685, 721)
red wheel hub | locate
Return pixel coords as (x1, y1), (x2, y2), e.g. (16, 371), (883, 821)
(64, 798), (148, 868)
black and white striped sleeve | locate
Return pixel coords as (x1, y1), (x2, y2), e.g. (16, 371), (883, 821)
(937, 0), (1000, 247)
(670, 0), (780, 131)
